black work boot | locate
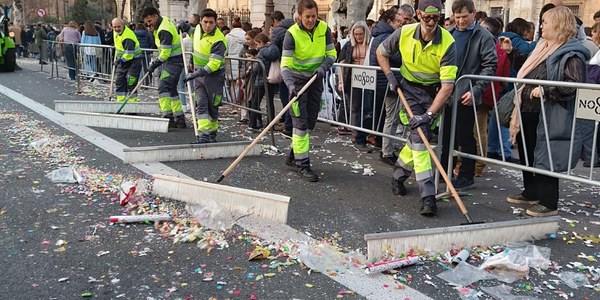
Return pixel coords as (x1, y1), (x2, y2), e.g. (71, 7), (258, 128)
(420, 196), (437, 216)
(167, 116), (176, 128)
(209, 133), (217, 143)
(285, 150), (296, 168)
(174, 116), (187, 129)
(391, 178), (407, 196)
(299, 167), (319, 182)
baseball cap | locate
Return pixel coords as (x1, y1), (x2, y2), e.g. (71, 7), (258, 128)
(418, 0), (443, 13)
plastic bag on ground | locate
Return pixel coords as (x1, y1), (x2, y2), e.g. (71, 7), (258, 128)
(481, 284), (540, 300)
(557, 271), (590, 289)
(45, 167), (84, 184)
(186, 203), (236, 231)
(479, 250), (529, 283)
(506, 242), (551, 270)
(437, 261), (492, 286)
(297, 243), (345, 273)
(29, 137), (52, 150)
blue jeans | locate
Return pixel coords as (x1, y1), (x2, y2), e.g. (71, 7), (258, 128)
(487, 112), (512, 158)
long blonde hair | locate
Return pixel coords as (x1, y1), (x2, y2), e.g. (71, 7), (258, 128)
(350, 21), (371, 47)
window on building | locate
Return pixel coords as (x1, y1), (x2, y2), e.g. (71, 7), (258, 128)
(565, 5), (580, 18)
(490, 7), (503, 18)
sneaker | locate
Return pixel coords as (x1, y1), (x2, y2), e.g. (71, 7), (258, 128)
(237, 118), (249, 124)
(209, 135), (217, 143)
(506, 194), (538, 205)
(391, 178), (407, 196)
(526, 204), (558, 217)
(420, 196), (437, 216)
(245, 127), (260, 133)
(354, 143), (372, 153)
(381, 155), (397, 166)
(337, 127), (352, 135)
(273, 123), (285, 132)
(299, 167), (319, 182)
(451, 176), (474, 190)
(475, 169), (484, 177)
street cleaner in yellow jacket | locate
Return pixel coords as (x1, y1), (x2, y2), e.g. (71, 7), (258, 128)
(376, 0), (457, 216)
(184, 8), (227, 143)
(281, 0), (336, 182)
(111, 18), (142, 103)
(143, 7), (186, 129)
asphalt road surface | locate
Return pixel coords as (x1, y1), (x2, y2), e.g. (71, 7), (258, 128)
(1, 58), (599, 299)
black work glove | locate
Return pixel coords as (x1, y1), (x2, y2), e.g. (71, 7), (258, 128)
(288, 85), (297, 100)
(409, 113), (432, 130)
(386, 72), (399, 93)
(148, 60), (162, 73)
(184, 72), (201, 83)
(177, 21), (191, 33)
(315, 67), (326, 80)
(113, 59), (120, 67)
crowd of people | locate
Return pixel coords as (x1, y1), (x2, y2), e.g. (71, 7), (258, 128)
(7, 0), (600, 218)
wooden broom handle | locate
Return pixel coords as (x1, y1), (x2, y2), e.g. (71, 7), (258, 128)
(180, 44), (199, 138)
(395, 87), (471, 218)
(217, 74), (319, 182)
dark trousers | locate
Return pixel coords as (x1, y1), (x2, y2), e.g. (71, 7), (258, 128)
(115, 58), (142, 100)
(279, 81), (292, 131)
(290, 77), (323, 168)
(249, 83), (277, 129)
(64, 44), (77, 80)
(353, 89), (384, 145)
(517, 112), (559, 209)
(440, 103), (477, 179)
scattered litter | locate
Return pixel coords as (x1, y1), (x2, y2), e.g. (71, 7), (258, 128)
(481, 284), (540, 300)
(556, 271), (590, 289)
(186, 203), (236, 231)
(438, 262), (491, 286)
(58, 277), (69, 282)
(45, 166), (84, 184)
(365, 257), (422, 274)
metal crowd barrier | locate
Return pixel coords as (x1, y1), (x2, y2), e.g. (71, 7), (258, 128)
(323, 63), (410, 144)
(450, 74), (600, 186)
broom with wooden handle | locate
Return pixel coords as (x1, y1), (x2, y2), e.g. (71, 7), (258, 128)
(216, 74), (318, 183)
(395, 86), (476, 224)
(180, 46), (200, 142)
(115, 71), (151, 114)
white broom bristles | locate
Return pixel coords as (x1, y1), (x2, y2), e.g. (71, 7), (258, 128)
(122, 141), (262, 163)
(365, 217), (560, 260)
(152, 174), (289, 223)
(64, 111), (169, 133)
(55, 100), (160, 114)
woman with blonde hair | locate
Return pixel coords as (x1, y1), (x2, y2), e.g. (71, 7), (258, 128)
(503, 6), (589, 216)
(336, 21), (371, 136)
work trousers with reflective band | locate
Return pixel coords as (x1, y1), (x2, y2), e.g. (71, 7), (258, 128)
(195, 73), (224, 141)
(393, 81), (436, 199)
(289, 76), (323, 168)
(115, 58), (142, 102)
(158, 61), (184, 119)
